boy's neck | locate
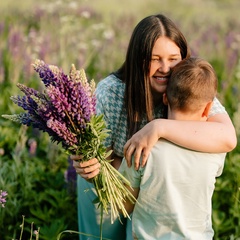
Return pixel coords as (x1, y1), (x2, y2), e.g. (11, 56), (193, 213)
(166, 99), (212, 122)
(168, 109), (206, 121)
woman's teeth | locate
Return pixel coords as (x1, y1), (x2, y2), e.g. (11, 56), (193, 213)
(156, 77), (165, 81)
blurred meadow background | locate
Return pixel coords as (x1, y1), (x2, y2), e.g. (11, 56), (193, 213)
(0, 0), (240, 239)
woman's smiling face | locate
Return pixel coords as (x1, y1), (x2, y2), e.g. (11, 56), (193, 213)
(149, 36), (182, 98)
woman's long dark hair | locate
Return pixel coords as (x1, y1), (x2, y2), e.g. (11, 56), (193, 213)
(114, 14), (191, 138)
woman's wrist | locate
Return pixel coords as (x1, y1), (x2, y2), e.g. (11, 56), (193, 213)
(152, 118), (166, 140)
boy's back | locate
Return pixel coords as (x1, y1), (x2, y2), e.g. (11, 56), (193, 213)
(121, 139), (225, 239)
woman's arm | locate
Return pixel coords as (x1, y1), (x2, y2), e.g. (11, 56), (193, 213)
(124, 113), (237, 170)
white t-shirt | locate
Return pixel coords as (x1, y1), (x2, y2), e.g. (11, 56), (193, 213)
(119, 139), (226, 240)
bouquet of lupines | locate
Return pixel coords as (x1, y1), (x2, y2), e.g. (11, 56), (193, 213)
(2, 60), (136, 225)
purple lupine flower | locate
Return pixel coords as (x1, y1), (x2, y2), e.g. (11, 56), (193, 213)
(10, 95), (38, 115)
(0, 22), (4, 36)
(28, 138), (37, 156)
(43, 65), (97, 131)
(0, 190), (8, 208)
(64, 157), (77, 195)
(32, 60), (58, 87)
(3, 59), (97, 150)
(46, 84), (72, 121)
(16, 83), (43, 98)
(47, 118), (78, 146)
(8, 27), (24, 59)
(2, 113), (33, 126)
(68, 66), (96, 123)
(68, 81), (93, 128)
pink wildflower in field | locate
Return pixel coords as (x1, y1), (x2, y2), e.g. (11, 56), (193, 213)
(0, 190), (8, 207)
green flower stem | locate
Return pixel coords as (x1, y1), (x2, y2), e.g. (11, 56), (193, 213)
(56, 230), (111, 240)
(30, 222), (33, 240)
(100, 161), (133, 221)
(19, 215), (25, 240)
(67, 115), (137, 239)
(100, 204), (103, 239)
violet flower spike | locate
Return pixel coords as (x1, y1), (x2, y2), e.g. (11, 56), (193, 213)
(68, 65), (96, 120)
(69, 82), (93, 128)
(47, 118), (78, 147)
(47, 85), (71, 121)
(2, 113), (33, 126)
(16, 83), (44, 99)
(32, 59), (59, 87)
(10, 95), (38, 115)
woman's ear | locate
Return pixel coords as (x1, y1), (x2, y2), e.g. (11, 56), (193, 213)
(163, 93), (168, 106)
(202, 101), (213, 118)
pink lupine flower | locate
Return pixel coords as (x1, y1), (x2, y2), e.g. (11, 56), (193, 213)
(0, 190), (8, 207)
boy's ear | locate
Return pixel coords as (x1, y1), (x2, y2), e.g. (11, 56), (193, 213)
(163, 93), (168, 105)
(202, 101), (213, 118)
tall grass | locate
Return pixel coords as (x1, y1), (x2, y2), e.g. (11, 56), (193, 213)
(0, 0), (239, 239)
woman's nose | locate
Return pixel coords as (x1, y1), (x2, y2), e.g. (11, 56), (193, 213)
(158, 61), (170, 73)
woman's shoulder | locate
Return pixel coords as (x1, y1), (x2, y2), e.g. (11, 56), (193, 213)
(96, 74), (125, 97)
(209, 97), (227, 117)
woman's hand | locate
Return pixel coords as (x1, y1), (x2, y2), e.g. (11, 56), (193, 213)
(71, 155), (101, 180)
(124, 119), (162, 170)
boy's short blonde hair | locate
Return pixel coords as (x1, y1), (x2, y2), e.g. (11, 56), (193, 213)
(166, 57), (218, 112)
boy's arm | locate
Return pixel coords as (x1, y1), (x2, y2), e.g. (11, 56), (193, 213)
(124, 185), (139, 214)
(118, 158), (141, 215)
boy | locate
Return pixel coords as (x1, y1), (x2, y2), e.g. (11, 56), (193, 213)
(119, 57), (226, 239)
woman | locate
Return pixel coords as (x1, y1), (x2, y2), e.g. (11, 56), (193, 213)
(72, 14), (237, 240)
